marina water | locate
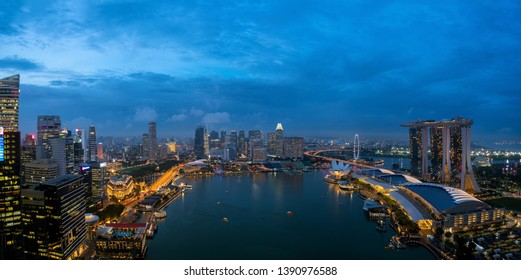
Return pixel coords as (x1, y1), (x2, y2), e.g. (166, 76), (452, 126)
(146, 171), (435, 260)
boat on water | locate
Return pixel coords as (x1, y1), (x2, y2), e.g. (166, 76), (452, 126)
(153, 210), (167, 219)
(287, 211), (294, 217)
(179, 182), (192, 189)
(217, 201), (223, 206)
(376, 219), (386, 232)
(223, 217), (229, 222)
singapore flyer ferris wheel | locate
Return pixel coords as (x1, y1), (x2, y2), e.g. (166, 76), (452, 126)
(353, 134), (360, 160)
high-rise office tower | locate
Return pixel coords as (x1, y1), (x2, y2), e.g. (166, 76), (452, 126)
(88, 125), (97, 162)
(237, 130), (246, 157)
(194, 125), (208, 159)
(283, 137), (304, 160)
(21, 134), (37, 185)
(142, 133), (149, 159)
(209, 130), (220, 150)
(73, 131), (84, 168)
(0, 75), (20, 131)
(275, 123), (284, 158)
(220, 130), (227, 148)
(21, 174), (86, 259)
(49, 138), (66, 176)
(267, 132), (277, 156)
(0, 74), (22, 259)
(36, 115), (61, 159)
(248, 130), (263, 160)
(230, 130), (237, 150)
(401, 117), (479, 193)
(97, 143), (104, 160)
(148, 122), (156, 161)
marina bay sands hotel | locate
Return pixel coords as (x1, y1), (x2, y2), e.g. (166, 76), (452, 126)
(401, 117), (480, 193)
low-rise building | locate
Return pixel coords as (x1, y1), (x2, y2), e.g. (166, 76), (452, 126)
(95, 223), (147, 259)
(107, 174), (135, 200)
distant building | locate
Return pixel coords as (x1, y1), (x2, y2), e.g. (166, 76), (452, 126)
(148, 122), (157, 161)
(194, 125), (208, 159)
(107, 174), (135, 201)
(283, 137), (304, 160)
(95, 223), (147, 259)
(275, 123), (284, 158)
(22, 174), (86, 259)
(237, 130), (246, 157)
(248, 130), (263, 161)
(142, 133), (149, 159)
(167, 142), (176, 153)
(97, 143), (104, 160)
(37, 115), (61, 159)
(88, 125), (97, 162)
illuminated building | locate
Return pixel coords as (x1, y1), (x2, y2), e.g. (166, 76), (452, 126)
(88, 125), (97, 162)
(95, 223), (147, 259)
(283, 137), (304, 160)
(0, 74), (22, 259)
(167, 142), (177, 153)
(248, 130), (263, 161)
(409, 127), (426, 178)
(230, 130), (237, 150)
(267, 132), (276, 156)
(36, 115), (61, 159)
(21, 134), (37, 185)
(430, 127), (444, 181)
(275, 123), (284, 158)
(148, 122), (156, 161)
(194, 125), (208, 159)
(107, 174), (135, 201)
(237, 130), (246, 157)
(142, 133), (149, 159)
(209, 130), (220, 150)
(402, 183), (503, 230)
(97, 143), (104, 160)
(401, 117), (480, 193)
(0, 75), (20, 131)
(22, 174), (86, 259)
(91, 162), (107, 200)
(220, 130), (227, 148)
(23, 159), (58, 186)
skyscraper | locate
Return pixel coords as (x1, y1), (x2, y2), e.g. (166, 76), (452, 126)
(88, 125), (97, 162)
(237, 130), (246, 157)
(275, 123), (284, 158)
(283, 137), (304, 160)
(142, 133), (149, 159)
(401, 117), (480, 193)
(36, 115), (61, 159)
(148, 122), (157, 161)
(0, 75), (20, 131)
(194, 125), (208, 159)
(0, 74), (21, 259)
(97, 143), (104, 160)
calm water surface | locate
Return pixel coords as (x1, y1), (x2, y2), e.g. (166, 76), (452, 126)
(146, 171), (434, 260)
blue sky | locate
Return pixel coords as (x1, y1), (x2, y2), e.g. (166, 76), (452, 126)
(1, 0), (520, 141)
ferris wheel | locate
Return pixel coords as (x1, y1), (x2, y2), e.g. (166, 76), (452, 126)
(353, 133), (360, 160)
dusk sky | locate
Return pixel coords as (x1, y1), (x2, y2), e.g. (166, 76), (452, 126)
(1, 1), (520, 142)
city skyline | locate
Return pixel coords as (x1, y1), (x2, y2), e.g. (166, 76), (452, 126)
(0, 1), (520, 141)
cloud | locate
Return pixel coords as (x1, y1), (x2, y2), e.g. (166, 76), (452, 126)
(0, 56), (43, 71)
(190, 108), (204, 116)
(201, 112), (230, 124)
(167, 113), (187, 122)
(133, 106), (157, 122)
